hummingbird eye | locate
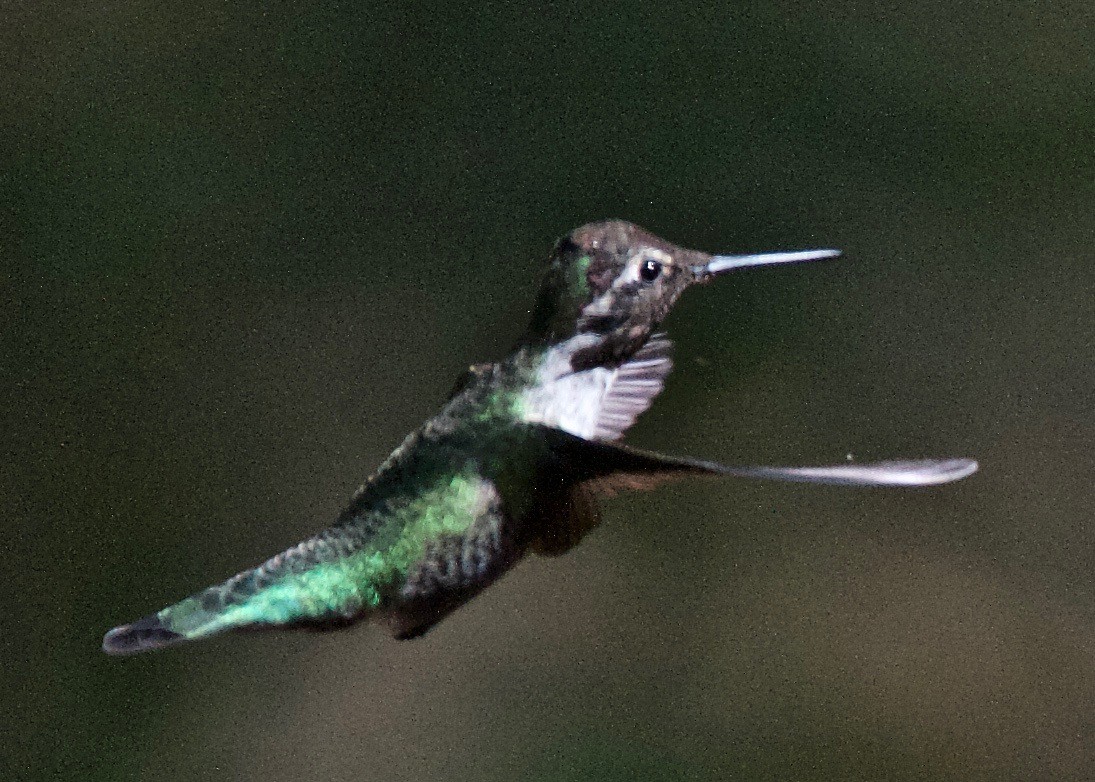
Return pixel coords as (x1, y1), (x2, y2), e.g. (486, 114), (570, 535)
(640, 258), (662, 282)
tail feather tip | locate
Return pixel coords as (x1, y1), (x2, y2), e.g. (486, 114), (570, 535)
(102, 613), (184, 656)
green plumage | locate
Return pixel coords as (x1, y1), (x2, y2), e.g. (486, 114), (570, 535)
(108, 376), (539, 651)
(161, 469), (494, 640)
(103, 338), (705, 653)
(102, 220), (975, 655)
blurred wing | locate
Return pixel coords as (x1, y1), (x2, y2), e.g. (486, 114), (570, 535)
(715, 459), (979, 486)
(544, 428), (978, 492)
(592, 333), (673, 441)
(521, 333), (673, 441)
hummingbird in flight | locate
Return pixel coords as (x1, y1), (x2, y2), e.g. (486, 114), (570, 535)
(103, 221), (977, 654)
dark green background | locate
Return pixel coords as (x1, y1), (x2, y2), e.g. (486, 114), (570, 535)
(3, 3), (1092, 780)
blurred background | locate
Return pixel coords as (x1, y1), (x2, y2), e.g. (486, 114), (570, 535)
(3, 2), (1092, 780)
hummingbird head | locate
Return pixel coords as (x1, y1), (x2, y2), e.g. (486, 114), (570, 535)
(523, 220), (839, 367)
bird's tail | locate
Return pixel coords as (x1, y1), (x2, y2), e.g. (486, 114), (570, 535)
(103, 529), (370, 655)
(102, 572), (260, 655)
(102, 608), (190, 655)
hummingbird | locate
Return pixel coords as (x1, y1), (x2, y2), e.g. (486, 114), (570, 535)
(103, 220), (977, 654)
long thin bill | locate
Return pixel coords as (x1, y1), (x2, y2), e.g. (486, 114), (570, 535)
(701, 248), (841, 277)
(714, 458), (979, 487)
